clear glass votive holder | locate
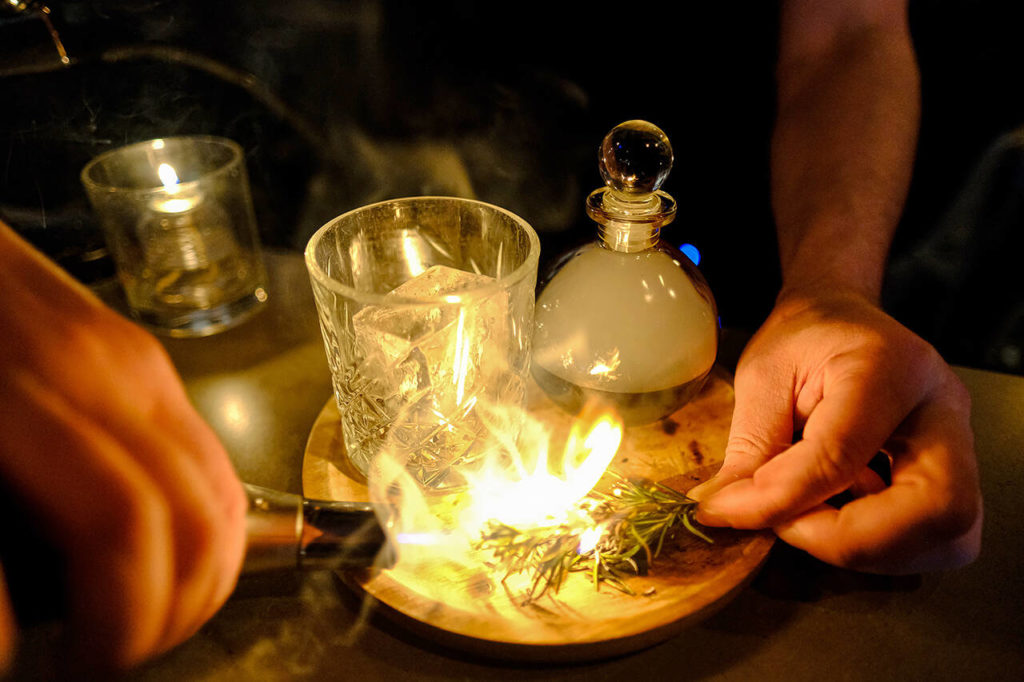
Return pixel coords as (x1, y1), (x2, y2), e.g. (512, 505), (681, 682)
(81, 136), (267, 337)
(305, 197), (540, 489)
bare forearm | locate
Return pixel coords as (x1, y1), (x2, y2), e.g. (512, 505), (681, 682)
(698, 1), (982, 578)
(773, 0), (919, 302)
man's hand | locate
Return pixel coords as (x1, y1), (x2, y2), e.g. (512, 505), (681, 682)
(710, 0), (984, 574)
(0, 222), (247, 672)
(691, 290), (982, 574)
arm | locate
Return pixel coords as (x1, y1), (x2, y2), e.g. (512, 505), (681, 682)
(0, 221), (247, 672)
(691, 0), (983, 573)
(772, 0), (918, 301)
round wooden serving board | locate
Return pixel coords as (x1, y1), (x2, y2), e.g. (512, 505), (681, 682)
(302, 369), (774, 661)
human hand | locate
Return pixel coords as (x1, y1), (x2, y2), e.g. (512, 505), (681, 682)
(690, 288), (982, 574)
(0, 223), (247, 672)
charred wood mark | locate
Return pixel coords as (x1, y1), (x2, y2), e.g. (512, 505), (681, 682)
(689, 440), (704, 466)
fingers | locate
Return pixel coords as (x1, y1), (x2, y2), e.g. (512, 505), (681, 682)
(776, 491), (981, 574)
(0, 371), (245, 670)
(690, 351), (796, 501)
(848, 462), (888, 497)
(778, 375), (980, 573)
(762, 375), (980, 573)
(692, 289), (981, 574)
(5, 297), (246, 655)
(0, 376), (172, 669)
(68, 336), (247, 651)
(698, 352), (918, 527)
(0, 222), (105, 320)
(0, 221), (246, 669)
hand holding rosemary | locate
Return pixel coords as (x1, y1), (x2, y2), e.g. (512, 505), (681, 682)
(475, 473), (713, 604)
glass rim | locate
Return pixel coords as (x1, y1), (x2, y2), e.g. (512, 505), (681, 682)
(80, 135), (244, 194)
(304, 196), (541, 306)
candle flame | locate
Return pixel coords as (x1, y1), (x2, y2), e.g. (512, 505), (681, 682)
(153, 163), (201, 213)
(157, 163), (181, 194)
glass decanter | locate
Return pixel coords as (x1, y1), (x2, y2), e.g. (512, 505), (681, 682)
(532, 120), (719, 425)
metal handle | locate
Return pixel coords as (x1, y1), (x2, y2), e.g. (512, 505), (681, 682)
(243, 484), (392, 573)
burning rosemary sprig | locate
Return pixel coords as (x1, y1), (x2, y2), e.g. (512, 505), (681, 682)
(475, 474), (713, 605)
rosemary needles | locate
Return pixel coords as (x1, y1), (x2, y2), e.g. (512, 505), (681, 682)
(475, 474), (713, 605)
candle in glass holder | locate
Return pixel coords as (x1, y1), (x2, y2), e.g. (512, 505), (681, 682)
(82, 137), (267, 337)
(137, 161), (246, 309)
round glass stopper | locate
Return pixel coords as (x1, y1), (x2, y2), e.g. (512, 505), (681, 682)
(598, 120), (674, 196)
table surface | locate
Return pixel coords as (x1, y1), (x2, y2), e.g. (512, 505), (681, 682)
(16, 250), (1024, 680)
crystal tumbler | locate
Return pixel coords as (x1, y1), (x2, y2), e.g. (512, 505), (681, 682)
(305, 197), (540, 488)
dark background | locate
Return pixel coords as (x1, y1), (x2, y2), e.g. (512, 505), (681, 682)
(2, 0), (1022, 374)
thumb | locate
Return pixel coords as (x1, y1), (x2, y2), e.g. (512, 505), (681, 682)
(691, 358), (795, 503)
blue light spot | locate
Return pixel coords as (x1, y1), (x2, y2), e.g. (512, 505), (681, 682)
(679, 243), (701, 266)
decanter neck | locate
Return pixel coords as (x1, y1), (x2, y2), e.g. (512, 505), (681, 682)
(596, 223), (659, 253)
(586, 187), (676, 253)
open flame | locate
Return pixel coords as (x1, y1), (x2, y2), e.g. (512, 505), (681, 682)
(158, 162), (181, 192)
(460, 410), (622, 531)
(368, 399), (625, 597)
(154, 162), (201, 213)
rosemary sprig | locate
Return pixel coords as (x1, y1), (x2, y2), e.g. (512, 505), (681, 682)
(475, 474), (713, 605)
